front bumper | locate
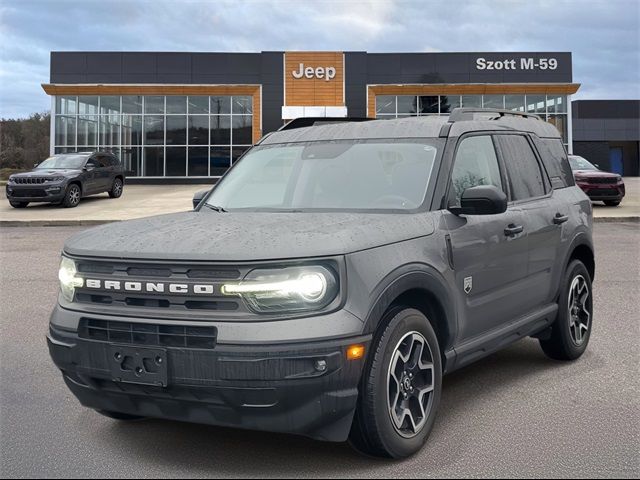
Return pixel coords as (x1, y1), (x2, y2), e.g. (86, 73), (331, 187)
(577, 183), (625, 201)
(48, 307), (370, 442)
(6, 183), (65, 203)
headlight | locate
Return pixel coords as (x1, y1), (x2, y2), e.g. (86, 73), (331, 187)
(48, 177), (64, 182)
(221, 266), (338, 313)
(58, 256), (83, 302)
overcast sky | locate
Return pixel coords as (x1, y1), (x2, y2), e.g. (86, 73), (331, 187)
(0, 0), (638, 118)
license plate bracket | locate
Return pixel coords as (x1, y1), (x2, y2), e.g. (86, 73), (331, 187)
(109, 345), (168, 387)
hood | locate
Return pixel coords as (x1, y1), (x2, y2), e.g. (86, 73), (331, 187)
(13, 169), (82, 178)
(573, 170), (620, 179)
(64, 210), (436, 261)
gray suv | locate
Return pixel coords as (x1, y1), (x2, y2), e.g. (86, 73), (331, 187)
(47, 109), (594, 458)
(6, 151), (124, 208)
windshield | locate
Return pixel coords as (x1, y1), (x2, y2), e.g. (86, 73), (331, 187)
(36, 155), (88, 170)
(569, 156), (598, 171)
(204, 139), (439, 212)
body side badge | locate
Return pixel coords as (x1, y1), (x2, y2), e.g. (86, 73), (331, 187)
(464, 276), (473, 294)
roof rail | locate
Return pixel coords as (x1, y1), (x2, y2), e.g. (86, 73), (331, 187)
(278, 117), (374, 132)
(448, 108), (541, 122)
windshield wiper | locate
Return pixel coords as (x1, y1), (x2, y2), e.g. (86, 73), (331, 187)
(203, 204), (228, 213)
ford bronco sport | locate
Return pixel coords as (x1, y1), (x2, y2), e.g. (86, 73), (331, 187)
(48, 109), (594, 458)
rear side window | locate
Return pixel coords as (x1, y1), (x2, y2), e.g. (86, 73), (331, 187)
(109, 154), (120, 166)
(536, 138), (575, 188)
(495, 135), (547, 201)
(449, 135), (503, 205)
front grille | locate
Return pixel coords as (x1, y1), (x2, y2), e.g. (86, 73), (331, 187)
(79, 318), (218, 349)
(73, 259), (246, 315)
(588, 177), (618, 184)
(590, 189), (619, 196)
(11, 188), (47, 197)
(14, 177), (48, 184)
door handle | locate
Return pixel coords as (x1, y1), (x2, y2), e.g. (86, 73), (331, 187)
(553, 213), (569, 225)
(504, 224), (524, 237)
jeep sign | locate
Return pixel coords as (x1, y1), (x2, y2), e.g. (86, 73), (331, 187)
(292, 63), (336, 81)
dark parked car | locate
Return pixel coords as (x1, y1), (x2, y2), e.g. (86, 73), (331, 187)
(48, 110), (594, 458)
(6, 151), (124, 208)
(569, 154), (625, 206)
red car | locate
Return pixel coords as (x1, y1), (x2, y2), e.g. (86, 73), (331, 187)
(569, 155), (625, 206)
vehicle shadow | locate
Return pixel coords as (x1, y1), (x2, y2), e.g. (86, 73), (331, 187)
(18, 195), (110, 210)
(102, 338), (596, 476)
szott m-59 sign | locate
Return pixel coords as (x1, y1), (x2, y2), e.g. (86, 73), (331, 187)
(476, 56), (559, 71)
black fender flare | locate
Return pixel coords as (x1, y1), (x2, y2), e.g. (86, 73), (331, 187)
(562, 229), (595, 277)
(362, 263), (457, 352)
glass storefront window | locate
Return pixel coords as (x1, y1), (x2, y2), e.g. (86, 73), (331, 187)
(210, 147), (231, 176)
(526, 95), (546, 114)
(547, 114), (568, 143)
(100, 96), (120, 115)
(211, 96), (231, 115)
(483, 95), (504, 109)
(55, 116), (76, 146)
(233, 96), (253, 115)
(144, 147), (164, 176)
(546, 95), (567, 114)
(397, 96), (418, 115)
(188, 96), (209, 114)
(165, 147), (187, 176)
(232, 115), (253, 145)
(77, 116), (98, 146)
(144, 116), (164, 145)
(440, 95), (461, 113)
(78, 96), (99, 115)
(122, 115), (142, 146)
(121, 146), (142, 176)
(122, 96), (143, 114)
(376, 96), (396, 115)
(99, 115), (120, 146)
(188, 116), (209, 145)
(211, 115), (231, 145)
(461, 95), (482, 108)
(419, 96), (439, 114)
(188, 147), (209, 176)
(145, 96), (164, 114)
(56, 96), (77, 115)
(166, 115), (187, 145)
(166, 96), (187, 114)
(505, 95), (525, 111)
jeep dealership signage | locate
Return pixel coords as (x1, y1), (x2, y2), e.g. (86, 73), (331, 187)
(291, 63), (337, 81)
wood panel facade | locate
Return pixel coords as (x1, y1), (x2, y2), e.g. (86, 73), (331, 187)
(284, 52), (344, 107)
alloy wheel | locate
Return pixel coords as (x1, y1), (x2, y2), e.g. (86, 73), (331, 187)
(113, 179), (123, 196)
(568, 274), (591, 346)
(69, 186), (81, 205)
(387, 331), (435, 438)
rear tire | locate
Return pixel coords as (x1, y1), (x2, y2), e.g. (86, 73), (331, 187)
(9, 201), (28, 208)
(540, 260), (593, 361)
(95, 410), (145, 421)
(349, 308), (442, 458)
(108, 177), (123, 198)
(604, 200), (620, 206)
(62, 184), (82, 208)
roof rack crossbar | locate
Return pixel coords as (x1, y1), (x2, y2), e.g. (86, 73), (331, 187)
(278, 117), (374, 132)
(448, 108), (541, 123)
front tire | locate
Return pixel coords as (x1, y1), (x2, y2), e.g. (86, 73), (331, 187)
(540, 260), (593, 361)
(108, 177), (123, 198)
(604, 200), (620, 207)
(9, 201), (28, 208)
(62, 184), (82, 208)
(349, 308), (442, 458)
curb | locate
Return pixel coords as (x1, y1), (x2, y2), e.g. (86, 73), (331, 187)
(1, 217), (638, 227)
(0, 220), (121, 227)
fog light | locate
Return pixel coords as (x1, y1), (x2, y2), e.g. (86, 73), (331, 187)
(347, 345), (365, 361)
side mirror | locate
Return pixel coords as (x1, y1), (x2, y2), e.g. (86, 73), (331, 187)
(193, 188), (210, 209)
(449, 185), (508, 216)
(84, 164), (95, 171)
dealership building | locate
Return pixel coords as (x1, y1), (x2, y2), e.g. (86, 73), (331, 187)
(44, 51), (588, 179)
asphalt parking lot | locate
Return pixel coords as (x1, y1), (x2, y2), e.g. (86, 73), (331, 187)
(0, 223), (638, 478)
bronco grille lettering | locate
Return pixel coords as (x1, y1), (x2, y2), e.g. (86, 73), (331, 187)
(84, 279), (216, 295)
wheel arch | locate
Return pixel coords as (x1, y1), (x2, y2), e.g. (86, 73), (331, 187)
(566, 234), (595, 281)
(363, 266), (457, 371)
